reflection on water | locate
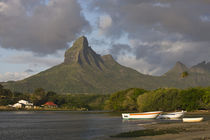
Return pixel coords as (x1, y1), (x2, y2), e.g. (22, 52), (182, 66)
(0, 111), (145, 140)
(0, 111), (207, 140)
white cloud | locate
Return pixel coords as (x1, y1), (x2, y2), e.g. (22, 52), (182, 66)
(114, 40), (210, 76)
(0, 72), (32, 82)
(117, 55), (158, 75)
(153, 3), (170, 8)
(0, 2), (8, 13)
(4, 51), (63, 67)
(98, 15), (112, 35)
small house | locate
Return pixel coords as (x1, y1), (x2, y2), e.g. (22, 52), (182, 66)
(12, 100), (33, 109)
(42, 101), (57, 108)
(12, 103), (23, 108)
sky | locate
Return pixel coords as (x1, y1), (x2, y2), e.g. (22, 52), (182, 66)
(0, 0), (210, 82)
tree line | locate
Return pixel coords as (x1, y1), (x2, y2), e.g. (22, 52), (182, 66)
(0, 84), (108, 110)
(106, 87), (210, 112)
(0, 84), (210, 111)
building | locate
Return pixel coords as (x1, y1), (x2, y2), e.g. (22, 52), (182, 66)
(12, 103), (23, 108)
(42, 101), (57, 108)
(12, 100), (33, 109)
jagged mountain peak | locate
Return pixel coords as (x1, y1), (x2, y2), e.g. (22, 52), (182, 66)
(64, 36), (107, 70)
(190, 61), (210, 74)
(175, 61), (186, 67)
(174, 61), (188, 69)
(4, 35), (210, 94)
(71, 36), (89, 50)
(64, 36), (89, 64)
(165, 61), (189, 75)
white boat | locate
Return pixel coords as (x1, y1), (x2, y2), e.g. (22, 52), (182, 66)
(183, 117), (204, 123)
(122, 111), (162, 119)
(157, 111), (185, 119)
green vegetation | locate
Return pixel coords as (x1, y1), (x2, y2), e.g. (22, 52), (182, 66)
(0, 85), (109, 110)
(0, 84), (14, 105)
(4, 36), (210, 94)
(181, 71), (189, 78)
(1, 83), (210, 111)
(106, 87), (210, 112)
(2, 36), (155, 94)
(105, 88), (146, 111)
(137, 87), (210, 112)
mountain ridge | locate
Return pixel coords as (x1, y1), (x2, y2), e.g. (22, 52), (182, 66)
(2, 36), (210, 94)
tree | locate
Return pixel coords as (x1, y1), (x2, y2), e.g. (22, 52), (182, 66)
(181, 71), (189, 78)
(31, 88), (47, 106)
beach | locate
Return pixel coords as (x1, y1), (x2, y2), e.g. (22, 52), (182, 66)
(111, 111), (210, 140)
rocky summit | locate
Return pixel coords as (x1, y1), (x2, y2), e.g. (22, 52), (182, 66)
(64, 36), (104, 68)
(3, 36), (210, 94)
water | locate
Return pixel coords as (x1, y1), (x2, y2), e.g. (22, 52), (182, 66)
(0, 111), (153, 140)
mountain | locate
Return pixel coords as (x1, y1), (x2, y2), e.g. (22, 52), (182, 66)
(190, 61), (210, 74)
(164, 61), (189, 76)
(3, 36), (210, 94)
(161, 60), (210, 88)
(3, 36), (156, 93)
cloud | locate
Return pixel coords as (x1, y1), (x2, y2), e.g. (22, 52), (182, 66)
(153, 3), (170, 8)
(92, 0), (210, 41)
(98, 15), (112, 35)
(0, 72), (32, 82)
(24, 69), (34, 73)
(200, 15), (210, 22)
(109, 44), (131, 59)
(0, 0), (90, 54)
(117, 55), (162, 75)
(89, 0), (210, 75)
(116, 40), (210, 75)
(4, 51), (63, 67)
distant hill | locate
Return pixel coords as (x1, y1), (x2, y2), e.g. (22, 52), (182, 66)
(160, 61), (210, 88)
(3, 36), (210, 94)
(190, 61), (210, 74)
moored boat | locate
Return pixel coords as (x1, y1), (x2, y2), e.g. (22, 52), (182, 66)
(157, 111), (185, 119)
(183, 117), (204, 123)
(122, 111), (162, 119)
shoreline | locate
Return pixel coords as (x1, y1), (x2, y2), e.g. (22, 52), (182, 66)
(111, 110), (210, 140)
(0, 106), (111, 112)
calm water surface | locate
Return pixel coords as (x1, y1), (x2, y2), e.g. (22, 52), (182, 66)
(0, 111), (153, 140)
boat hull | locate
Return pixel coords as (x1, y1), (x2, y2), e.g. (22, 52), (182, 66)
(122, 111), (162, 119)
(157, 111), (185, 119)
(183, 117), (204, 123)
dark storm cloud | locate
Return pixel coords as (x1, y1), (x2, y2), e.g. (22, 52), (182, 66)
(92, 0), (210, 41)
(110, 44), (131, 59)
(89, 0), (210, 75)
(25, 69), (34, 73)
(0, 0), (90, 54)
(128, 40), (210, 75)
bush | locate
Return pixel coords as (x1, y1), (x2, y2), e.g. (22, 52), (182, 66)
(106, 88), (147, 111)
(137, 87), (210, 112)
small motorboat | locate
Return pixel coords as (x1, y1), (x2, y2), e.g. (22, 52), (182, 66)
(183, 117), (204, 123)
(122, 111), (162, 119)
(157, 111), (185, 119)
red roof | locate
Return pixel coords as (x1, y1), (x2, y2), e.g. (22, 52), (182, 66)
(43, 101), (57, 106)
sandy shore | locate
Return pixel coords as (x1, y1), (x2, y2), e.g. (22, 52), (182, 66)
(111, 111), (210, 140)
(141, 119), (210, 140)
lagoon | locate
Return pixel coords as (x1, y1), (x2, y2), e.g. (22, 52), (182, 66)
(0, 111), (150, 140)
